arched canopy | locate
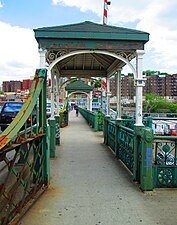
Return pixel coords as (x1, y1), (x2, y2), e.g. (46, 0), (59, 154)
(35, 21), (149, 125)
(34, 21), (149, 78)
(65, 80), (93, 92)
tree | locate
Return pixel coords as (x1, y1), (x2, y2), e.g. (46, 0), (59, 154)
(168, 103), (177, 113)
(144, 94), (177, 113)
(144, 94), (168, 113)
(143, 70), (160, 75)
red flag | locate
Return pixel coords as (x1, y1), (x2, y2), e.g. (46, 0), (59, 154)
(102, 80), (107, 90)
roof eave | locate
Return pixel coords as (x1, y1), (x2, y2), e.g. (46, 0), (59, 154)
(34, 31), (149, 42)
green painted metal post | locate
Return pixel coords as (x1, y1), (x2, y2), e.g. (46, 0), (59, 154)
(140, 127), (154, 191)
(39, 68), (50, 184)
(115, 119), (121, 157)
(104, 116), (110, 145)
(133, 126), (140, 181)
(55, 115), (60, 145)
(147, 116), (153, 128)
(94, 112), (99, 131)
(48, 118), (56, 158)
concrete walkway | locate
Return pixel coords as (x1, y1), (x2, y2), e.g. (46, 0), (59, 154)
(19, 110), (177, 225)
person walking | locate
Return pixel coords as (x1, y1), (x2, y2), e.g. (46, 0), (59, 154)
(75, 105), (79, 117)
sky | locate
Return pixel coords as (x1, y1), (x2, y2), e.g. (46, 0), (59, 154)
(0, 0), (177, 85)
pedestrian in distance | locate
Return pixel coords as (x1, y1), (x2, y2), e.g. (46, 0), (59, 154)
(75, 105), (79, 117)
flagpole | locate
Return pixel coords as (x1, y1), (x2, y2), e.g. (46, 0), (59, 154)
(103, 0), (111, 26)
(102, 0), (111, 114)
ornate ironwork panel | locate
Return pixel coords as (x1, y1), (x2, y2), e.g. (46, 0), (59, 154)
(0, 69), (48, 224)
(121, 117), (152, 130)
(0, 134), (45, 224)
(153, 138), (177, 187)
(107, 121), (116, 153)
(118, 127), (134, 173)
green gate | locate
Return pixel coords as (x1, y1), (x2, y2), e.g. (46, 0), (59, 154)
(0, 68), (49, 224)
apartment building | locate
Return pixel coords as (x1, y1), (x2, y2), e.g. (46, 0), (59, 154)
(22, 79), (33, 90)
(110, 74), (135, 99)
(110, 73), (177, 101)
(3, 80), (22, 92)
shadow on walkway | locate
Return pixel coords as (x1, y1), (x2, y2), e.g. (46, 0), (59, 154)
(19, 110), (177, 225)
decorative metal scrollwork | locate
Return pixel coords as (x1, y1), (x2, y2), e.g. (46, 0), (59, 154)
(158, 168), (173, 185)
(115, 51), (136, 61)
(46, 50), (70, 64)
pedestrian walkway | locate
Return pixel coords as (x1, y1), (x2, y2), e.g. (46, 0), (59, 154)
(19, 110), (177, 225)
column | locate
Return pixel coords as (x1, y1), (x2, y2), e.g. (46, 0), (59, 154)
(65, 91), (68, 98)
(89, 91), (93, 111)
(88, 80), (91, 111)
(106, 77), (110, 116)
(101, 78), (106, 114)
(56, 75), (60, 116)
(116, 69), (122, 120)
(87, 95), (89, 110)
(51, 71), (55, 119)
(55, 75), (60, 145)
(38, 48), (50, 180)
(39, 48), (46, 68)
(135, 50), (145, 126)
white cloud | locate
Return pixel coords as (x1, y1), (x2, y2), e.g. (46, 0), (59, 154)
(136, 1), (177, 72)
(52, 0), (177, 73)
(0, 1), (3, 8)
(52, 0), (103, 16)
(0, 0), (177, 86)
(0, 21), (39, 84)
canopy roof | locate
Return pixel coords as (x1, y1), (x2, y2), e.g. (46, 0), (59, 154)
(34, 21), (149, 79)
(34, 21), (149, 41)
(65, 80), (93, 92)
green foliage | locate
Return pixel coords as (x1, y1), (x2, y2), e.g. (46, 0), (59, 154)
(168, 103), (177, 113)
(144, 94), (177, 113)
(143, 70), (160, 75)
(160, 72), (168, 75)
(144, 94), (168, 113)
(91, 78), (101, 88)
(97, 108), (103, 125)
(0, 91), (4, 95)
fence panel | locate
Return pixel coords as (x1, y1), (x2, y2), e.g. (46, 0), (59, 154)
(0, 69), (48, 224)
(118, 125), (134, 173)
(153, 136), (177, 187)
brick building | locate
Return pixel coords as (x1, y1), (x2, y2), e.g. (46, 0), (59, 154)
(110, 74), (135, 99)
(22, 79), (33, 90)
(3, 80), (22, 92)
(110, 73), (177, 100)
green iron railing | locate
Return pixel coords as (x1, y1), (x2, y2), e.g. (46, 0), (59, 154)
(118, 125), (134, 173)
(105, 116), (177, 190)
(79, 107), (103, 131)
(79, 109), (177, 190)
(105, 118), (135, 173)
(104, 117), (154, 191)
(153, 136), (177, 187)
(107, 120), (116, 152)
(121, 116), (153, 129)
(0, 69), (49, 225)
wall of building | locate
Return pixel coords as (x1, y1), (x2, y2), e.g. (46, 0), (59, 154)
(110, 73), (177, 101)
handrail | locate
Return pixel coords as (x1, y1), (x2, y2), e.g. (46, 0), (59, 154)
(0, 69), (47, 151)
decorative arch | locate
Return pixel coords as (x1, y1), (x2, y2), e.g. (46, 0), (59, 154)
(48, 50), (136, 78)
(60, 78), (78, 88)
(68, 91), (90, 98)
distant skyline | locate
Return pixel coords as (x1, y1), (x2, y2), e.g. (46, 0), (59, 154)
(0, 0), (177, 85)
